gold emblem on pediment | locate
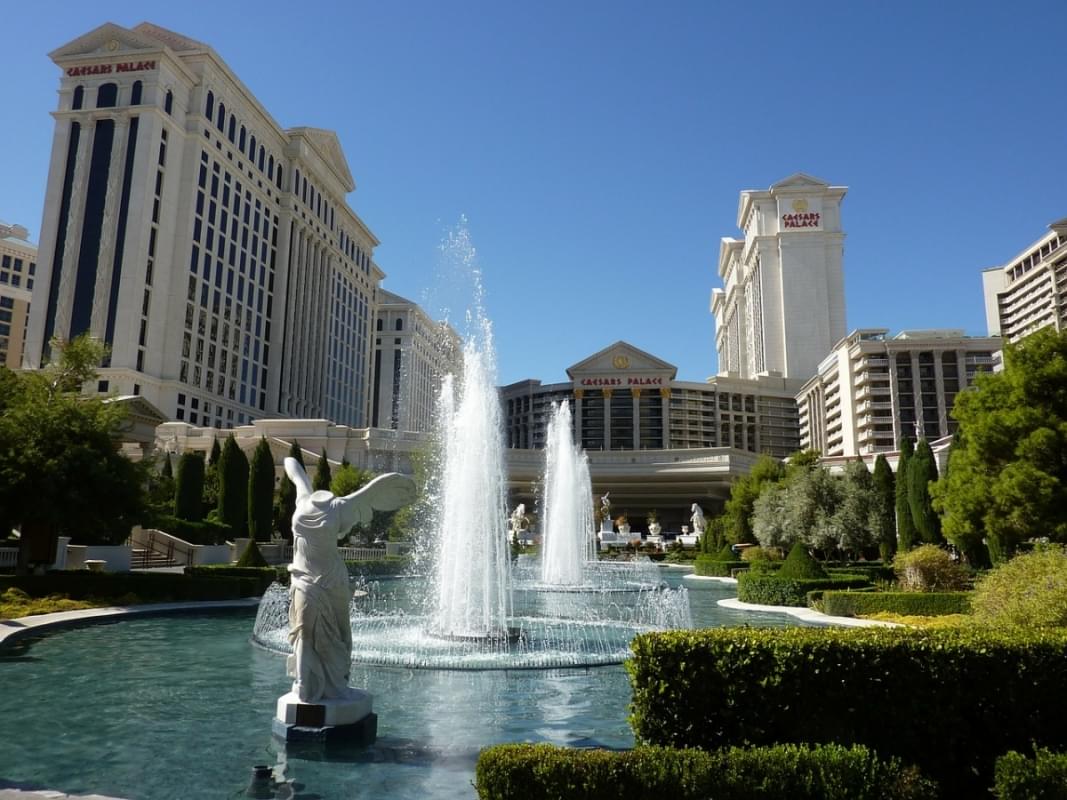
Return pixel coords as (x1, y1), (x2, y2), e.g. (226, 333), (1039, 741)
(792, 198), (809, 213)
(612, 355), (630, 369)
(107, 39), (120, 52)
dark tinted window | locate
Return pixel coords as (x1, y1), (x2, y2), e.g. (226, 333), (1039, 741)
(96, 82), (118, 108)
(72, 85), (84, 110)
(130, 81), (142, 105)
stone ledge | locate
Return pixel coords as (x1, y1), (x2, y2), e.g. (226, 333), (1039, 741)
(716, 597), (902, 627)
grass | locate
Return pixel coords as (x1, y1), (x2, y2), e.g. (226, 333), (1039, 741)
(0, 587), (142, 620)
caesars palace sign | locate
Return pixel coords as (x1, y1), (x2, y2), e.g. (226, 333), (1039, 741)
(66, 60), (158, 77)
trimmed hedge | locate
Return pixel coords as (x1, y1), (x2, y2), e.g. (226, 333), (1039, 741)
(737, 572), (871, 606)
(149, 514), (233, 545)
(0, 570), (267, 603)
(185, 564), (285, 590)
(821, 591), (972, 618)
(693, 556), (747, 577)
(994, 749), (1067, 800)
(475, 742), (935, 800)
(826, 565), (897, 582)
(344, 557), (412, 577)
(628, 626), (1067, 796)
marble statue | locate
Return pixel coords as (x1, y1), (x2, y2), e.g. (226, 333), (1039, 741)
(690, 503), (706, 534)
(284, 456), (416, 703)
(509, 503), (528, 534)
(600, 492), (611, 515)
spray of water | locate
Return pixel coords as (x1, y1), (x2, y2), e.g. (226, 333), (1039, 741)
(541, 402), (595, 585)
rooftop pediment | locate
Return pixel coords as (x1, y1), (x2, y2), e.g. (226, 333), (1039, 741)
(567, 341), (677, 381)
(49, 22), (164, 61)
(771, 172), (830, 191)
(288, 127), (356, 192)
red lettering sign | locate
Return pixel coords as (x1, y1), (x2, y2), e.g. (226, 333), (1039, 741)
(66, 60), (156, 78)
(781, 212), (821, 229)
(579, 376), (664, 386)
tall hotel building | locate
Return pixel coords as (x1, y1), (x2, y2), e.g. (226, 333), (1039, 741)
(0, 223), (36, 369)
(796, 329), (1000, 458)
(24, 22), (382, 429)
(981, 219), (1067, 345)
(712, 173), (846, 383)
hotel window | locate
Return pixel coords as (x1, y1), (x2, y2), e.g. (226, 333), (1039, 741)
(205, 90), (214, 119)
(72, 85), (84, 110)
(228, 116), (236, 143)
(164, 90), (173, 115)
(131, 81), (142, 105)
(216, 103), (226, 131)
(96, 82), (117, 108)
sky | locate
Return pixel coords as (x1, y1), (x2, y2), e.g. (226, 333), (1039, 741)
(1, 1), (1065, 386)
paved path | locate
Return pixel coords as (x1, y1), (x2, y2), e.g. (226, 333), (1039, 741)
(0, 598), (261, 647)
(717, 597), (901, 627)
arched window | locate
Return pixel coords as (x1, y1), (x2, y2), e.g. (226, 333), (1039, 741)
(164, 90), (173, 115)
(257, 146), (264, 171)
(267, 155), (274, 180)
(248, 134), (256, 160)
(130, 81), (143, 105)
(227, 116), (236, 143)
(275, 165), (283, 189)
(376, 319), (383, 331)
(72, 85), (84, 110)
(205, 90), (214, 118)
(238, 126), (246, 151)
(395, 319), (403, 331)
(216, 103), (226, 131)
(96, 82), (118, 108)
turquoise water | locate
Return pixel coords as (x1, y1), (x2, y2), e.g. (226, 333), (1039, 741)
(0, 574), (808, 799)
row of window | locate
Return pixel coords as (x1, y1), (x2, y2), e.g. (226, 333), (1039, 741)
(0, 254), (34, 291)
(204, 90), (282, 191)
(71, 82), (173, 114)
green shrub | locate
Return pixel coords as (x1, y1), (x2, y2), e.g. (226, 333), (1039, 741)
(693, 557), (746, 577)
(821, 591), (971, 618)
(994, 749), (1067, 800)
(779, 543), (828, 579)
(0, 571), (268, 603)
(716, 544), (736, 561)
(826, 564), (897, 582)
(475, 742), (935, 800)
(892, 544), (970, 591)
(235, 539), (269, 567)
(972, 546), (1067, 629)
(737, 572), (871, 606)
(185, 564), (284, 589)
(344, 557), (411, 577)
(627, 626), (1067, 796)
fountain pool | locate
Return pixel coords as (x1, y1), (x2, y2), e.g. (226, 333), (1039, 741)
(0, 577), (819, 800)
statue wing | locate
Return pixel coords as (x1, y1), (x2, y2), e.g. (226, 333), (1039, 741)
(284, 457), (313, 500)
(335, 472), (417, 529)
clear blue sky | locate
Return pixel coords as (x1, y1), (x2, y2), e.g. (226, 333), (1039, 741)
(2, 1), (1064, 385)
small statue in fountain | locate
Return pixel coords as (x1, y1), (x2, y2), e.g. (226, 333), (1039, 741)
(600, 491), (611, 517)
(510, 503), (528, 535)
(283, 456), (416, 705)
(690, 503), (706, 535)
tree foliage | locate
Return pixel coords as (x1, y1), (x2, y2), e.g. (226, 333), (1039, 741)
(203, 437), (222, 511)
(248, 437), (275, 542)
(313, 449), (332, 492)
(932, 328), (1067, 564)
(217, 435), (249, 537)
(833, 460), (878, 557)
(174, 452), (205, 521)
(0, 336), (146, 555)
(274, 440), (304, 541)
(895, 438), (918, 551)
(871, 455), (897, 561)
(908, 439), (942, 545)
(723, 455), (786, 543)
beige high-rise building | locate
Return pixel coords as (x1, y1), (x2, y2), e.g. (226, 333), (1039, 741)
(796, 329), (1000, 458)
(0, 223), (36, 369)
(371, 290), (460, 433)
(24, 22), (382, 429)
(981, 218), (1067, 345)
(712, 173), (847, 383)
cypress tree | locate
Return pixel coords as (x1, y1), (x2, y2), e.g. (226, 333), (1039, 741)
(174, 452), (205, 521)
(236, 538), (270, 567)
(908, 439), (943, 544)
(203, 437), (222, 511)
(217, 435), (249, 537)
(161, 454), (173, 481)
(872, 454), (897, 561)
(313, 449), (332, 492)
(895, 438), (918, 551)
(274, 440), (304, 540)
(248, 437), (275, 542)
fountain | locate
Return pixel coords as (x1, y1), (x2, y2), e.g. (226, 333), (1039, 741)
(252, 227), (690, 669)
(540, 401), (595, 586)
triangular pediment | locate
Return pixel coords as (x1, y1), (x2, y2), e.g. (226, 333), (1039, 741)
(288, 127), (356, 192)
(49, 23), (164, 61)
(131, 22), (206, 52)
(567, 341), (677, 380)
(771, 172), (829, 190)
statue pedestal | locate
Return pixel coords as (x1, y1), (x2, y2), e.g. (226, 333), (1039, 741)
(272, 688), (377, 745)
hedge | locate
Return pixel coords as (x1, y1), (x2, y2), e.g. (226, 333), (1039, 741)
(736, 572), (871, 606)
(994, 749), (1067, 800)
(475, 742), (935, 800)
(344, 557), (412, 577)
(693, 557), (747, 577)
(628, 626), (1067, 796)
(826, 565), (897, 582)
(185, 565), (285, 590)
(0, 571), (267, 603)
(821, 591), (972, 618)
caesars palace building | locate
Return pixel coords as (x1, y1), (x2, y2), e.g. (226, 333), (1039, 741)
(25, 22), (384, 430)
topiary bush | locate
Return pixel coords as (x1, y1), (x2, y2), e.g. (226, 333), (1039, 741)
(778, 543), (829, 579)
(821, 591), (971, 618)
(994, 748), (1067, 800)
(693, 557), (747, 577)
(627, 626), (1067, 796)
(475, 742), (935, 800)
(235, 538), (270, 568)
(971, 546), (1067, 629)
(892, 544), (970, 591)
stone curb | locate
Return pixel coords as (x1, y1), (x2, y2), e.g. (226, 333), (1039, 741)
(682, 574), (737, 585)
(0, 598), (261, 648)
(0, 786), (128, 800)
